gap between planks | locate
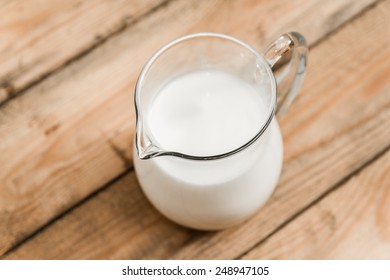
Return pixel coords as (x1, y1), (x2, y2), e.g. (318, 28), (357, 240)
(1, 167), (134, 259)
(0, 0), (385, 259)
(0, 0), (173, 107)
(0, 0), (382, 108)
(236, 143), (390, 259)
(242, 146), (390, 259)
(307, 0), (383, 50)
(1, 0), (385, 259)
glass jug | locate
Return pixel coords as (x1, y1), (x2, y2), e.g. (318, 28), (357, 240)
(133, 32), (307, 230)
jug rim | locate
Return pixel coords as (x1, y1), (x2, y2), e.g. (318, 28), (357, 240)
(134, 32), (277, 160)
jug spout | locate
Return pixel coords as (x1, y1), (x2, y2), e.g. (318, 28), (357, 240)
(135, 123), (163, 160)
(137, 142), (162, 160)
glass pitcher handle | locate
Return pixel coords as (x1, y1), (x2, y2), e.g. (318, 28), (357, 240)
(264, 32), (308, 115)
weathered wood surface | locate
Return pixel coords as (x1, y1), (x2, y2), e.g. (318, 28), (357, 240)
(3, 0), (389, 259)
(1, 0), (374, 104)
(0, 0), (166, 103)
(242, 150), (390, 259)
(0, 0), (378, 257)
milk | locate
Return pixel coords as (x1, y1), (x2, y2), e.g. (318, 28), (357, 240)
(134, 70), (283, 230)
(148, 70), (266, 156)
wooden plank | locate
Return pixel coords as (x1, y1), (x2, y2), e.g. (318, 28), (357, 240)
(5, 173), (196, 260)
(0, 0), (166, 103)
(0, 0), (379, 257)
(3, 0), (390, 259)
(242, 150), (390, 259)
(0, 0), (378, 105)
(171, 1), (390, 259)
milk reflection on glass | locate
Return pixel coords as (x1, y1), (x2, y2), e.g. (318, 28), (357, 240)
(133, 33), (307, 230)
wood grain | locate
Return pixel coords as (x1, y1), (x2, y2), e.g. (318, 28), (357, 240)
(1, 0), (376, 257)
(171, 1), (390, 259)
(242, 150), (390, 259)
(5, 173), (196, 260)
(0, 0), (378, 105)
(3, 0), (389, 259)
(0, 0), (166, 103)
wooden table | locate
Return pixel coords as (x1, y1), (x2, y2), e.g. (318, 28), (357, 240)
(1, 0), (389, 260)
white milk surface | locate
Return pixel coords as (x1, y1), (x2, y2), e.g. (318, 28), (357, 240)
(134, 70), (283, 230)
(148, 70), (266, 156)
